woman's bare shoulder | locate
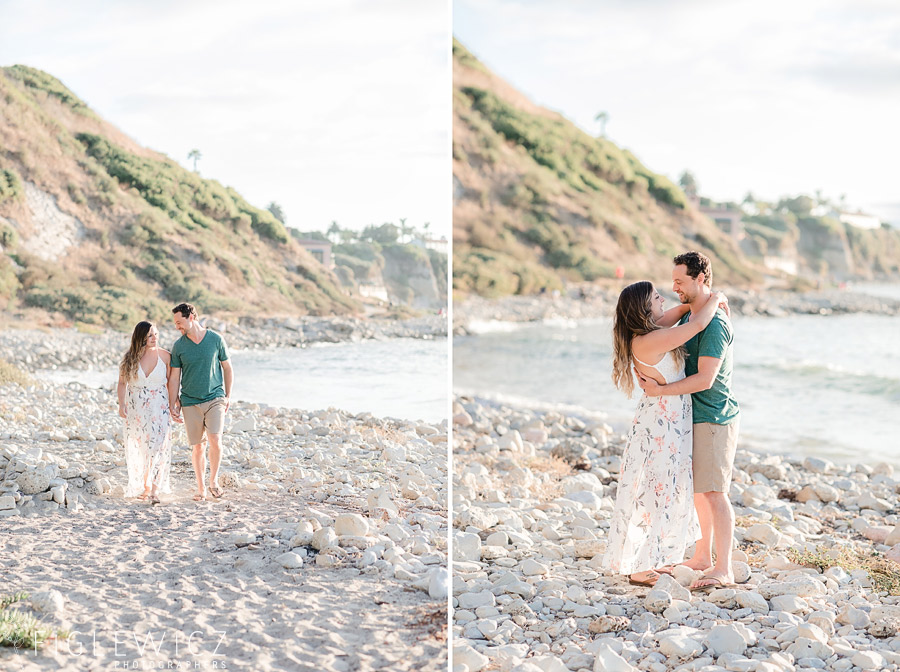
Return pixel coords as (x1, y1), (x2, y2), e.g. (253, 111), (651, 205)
(159, 349), (172, 363)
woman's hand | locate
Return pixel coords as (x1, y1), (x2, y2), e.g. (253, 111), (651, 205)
(634, 368), (663, 396)
(118, 404), (127, 419)
(713, 291), (730, 317)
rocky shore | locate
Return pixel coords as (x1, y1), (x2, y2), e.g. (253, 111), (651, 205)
(0, 377), (448, 671)
(453, 287), (900, 334)
(0, 313), (446, 372)
(452, 395), (900, 672)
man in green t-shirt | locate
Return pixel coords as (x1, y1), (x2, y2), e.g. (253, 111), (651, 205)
(637, 251), (741, 591)
(167, 302), (234, 502)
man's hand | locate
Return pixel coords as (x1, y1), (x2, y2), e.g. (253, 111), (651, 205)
(170, 404), (183, 424)
(634, 367), (663, 396)
(223, 396), (231, 413)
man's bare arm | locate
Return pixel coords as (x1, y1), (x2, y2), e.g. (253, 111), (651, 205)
(637, 356), (723, 396)
(221, 359), (233, 412)
(168, 366), (183, 423)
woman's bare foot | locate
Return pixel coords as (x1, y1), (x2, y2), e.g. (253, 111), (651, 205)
(655, 565), (675, 575)
(137, 487), (151, 501)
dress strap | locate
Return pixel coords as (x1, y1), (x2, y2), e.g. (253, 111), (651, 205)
(633, 352), (665, 368)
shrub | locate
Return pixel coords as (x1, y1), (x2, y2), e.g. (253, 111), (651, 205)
(0, 220), (19, 250)
(0, 168), (22, 204)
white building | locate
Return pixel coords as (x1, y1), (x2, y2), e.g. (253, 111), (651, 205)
(839, 211), (882, 230)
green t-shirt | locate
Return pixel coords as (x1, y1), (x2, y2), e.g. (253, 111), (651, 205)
(679, 309), (740, 425)
(170, 329), (229, 406)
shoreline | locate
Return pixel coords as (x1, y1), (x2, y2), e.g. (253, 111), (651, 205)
(453, 286), (900, 335)
(0, 377), (448, 671)
(452, 395), (900, 672)
(0, 314), (447, 374)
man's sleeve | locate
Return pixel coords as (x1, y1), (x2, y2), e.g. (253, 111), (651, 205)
(697, 315), (731, 360)
(170, 343), (182, 368)
(218, 336), (230, 362)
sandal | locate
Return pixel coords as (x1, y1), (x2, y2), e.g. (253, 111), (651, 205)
(137, 489), (150, 501)
(208, 485), (223, 499)
(150, 494), (161, 506)
(689, 575), (736, 592)
(629, 571), (660, 587)
(193, 492), (207, 502)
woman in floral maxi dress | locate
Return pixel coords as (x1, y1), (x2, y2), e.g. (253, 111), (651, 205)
(117, 321), (173, 504)
(602, 282), (724, 586)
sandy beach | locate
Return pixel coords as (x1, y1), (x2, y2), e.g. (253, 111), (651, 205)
(452, 395), (900, 672)
(0, 346), (448, 671)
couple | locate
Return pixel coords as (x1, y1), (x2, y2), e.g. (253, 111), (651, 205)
(116, 302), (234, 504)
(602, 251), (741, 592)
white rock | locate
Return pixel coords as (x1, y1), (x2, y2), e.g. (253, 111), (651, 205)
(644, 589), (671, 614)
(770, 594), (807, 614)
(743, 523), (780, 546)
(457, 591), (495, 610)
(654, 573), (690, 601)
(803, 457), (834, 474)
(334, 513), (369, 537)
(658, 634), (702, 659)
(757, 576), (826, 599)
(311, 527), (338, 550)
(454, 532), (482, 562)
(428, 568), (448, 600)
(454, 643), (489, 672)
(275, 552), (304, 569)
(852, 651), (886, 670)
(705, 624), (748, 656)
(837, 605), (870, 629)
(521, 558), (549, 576)
(30, 589), (64, 615)
(593, 644), (636, 672)
(0, 495), (15, 510)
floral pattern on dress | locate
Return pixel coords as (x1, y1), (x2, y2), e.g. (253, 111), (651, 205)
(124, 356), (172, 497)
(601, 350), (700, 574)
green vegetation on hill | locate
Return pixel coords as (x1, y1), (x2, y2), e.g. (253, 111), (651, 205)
(452, 40), (758, 297)
(0, 66), (356, 326)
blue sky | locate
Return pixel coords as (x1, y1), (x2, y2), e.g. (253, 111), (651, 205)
(0, 0), (451, 237)
(454, 0), (900, 224)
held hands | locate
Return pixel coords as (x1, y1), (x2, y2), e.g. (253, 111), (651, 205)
(223, 396), (231, 413)
(118, 404), (126, 419)
(170, 404), (184, 424)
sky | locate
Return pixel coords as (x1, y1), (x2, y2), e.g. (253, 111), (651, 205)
(0, 0), (451, 238)
(454, 0), (900, 225)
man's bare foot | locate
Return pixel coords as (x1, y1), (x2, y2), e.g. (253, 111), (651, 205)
(193, 491), (207, 501)
(689, 570), (735, 591)
(679, 558), (712, 572)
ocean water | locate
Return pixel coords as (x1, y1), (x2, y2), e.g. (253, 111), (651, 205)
(38, 338), (449, 423)
(454, 302), (900, 466)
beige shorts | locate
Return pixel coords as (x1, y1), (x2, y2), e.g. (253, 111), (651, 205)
(182, 398), (226, 446)
(693, 420), (740, 493)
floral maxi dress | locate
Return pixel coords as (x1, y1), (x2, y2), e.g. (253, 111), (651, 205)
(124, 356), (172, 497)
(601, 351), (700, 574)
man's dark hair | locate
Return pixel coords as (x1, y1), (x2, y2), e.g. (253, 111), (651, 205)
(172, 302), (197, 319)
(673, 251), (713, 287)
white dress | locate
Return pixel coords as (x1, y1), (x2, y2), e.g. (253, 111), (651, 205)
(601, 351), (700, 574)
(123, 356), (173, 496)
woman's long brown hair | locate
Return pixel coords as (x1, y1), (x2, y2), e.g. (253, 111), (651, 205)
(119, 321), (153, 383)
(612, 281), (683, 397)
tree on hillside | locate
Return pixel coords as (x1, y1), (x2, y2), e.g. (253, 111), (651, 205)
(266, 202), (286, 223)
(678, 171), (698, 199)
(594, 111), (609, 138)
(339, 229), (357, 244)
(399, 217), (413, 243)
(187, 148), (202, 173)
(327, 221), (341, 243)
(777, 195), (814, 217)
(423, 221), (431, 239)
(362, 222), (399, 245)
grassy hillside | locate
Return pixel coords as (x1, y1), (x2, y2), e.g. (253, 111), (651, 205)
(452, 40), (760, 297)
(0, 65), (356, 328)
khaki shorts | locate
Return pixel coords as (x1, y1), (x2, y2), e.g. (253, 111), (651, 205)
(182, 398), (226, 446)
(693, 420), (740, 493)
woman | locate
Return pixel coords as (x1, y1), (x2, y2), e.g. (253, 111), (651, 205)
(117, 321), (173, 504)
(602, 282), (724, 586)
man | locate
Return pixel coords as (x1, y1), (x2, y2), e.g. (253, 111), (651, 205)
(637, 251), (740, 590)
(168, 302), (234, 501)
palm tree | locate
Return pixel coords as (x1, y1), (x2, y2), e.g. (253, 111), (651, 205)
(187, 148), (202, 173)
(327, 221), (341, 244)
(399, 217), (412, 243)
(423, 221), (431, 240)
(594, 111), (609, 138)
